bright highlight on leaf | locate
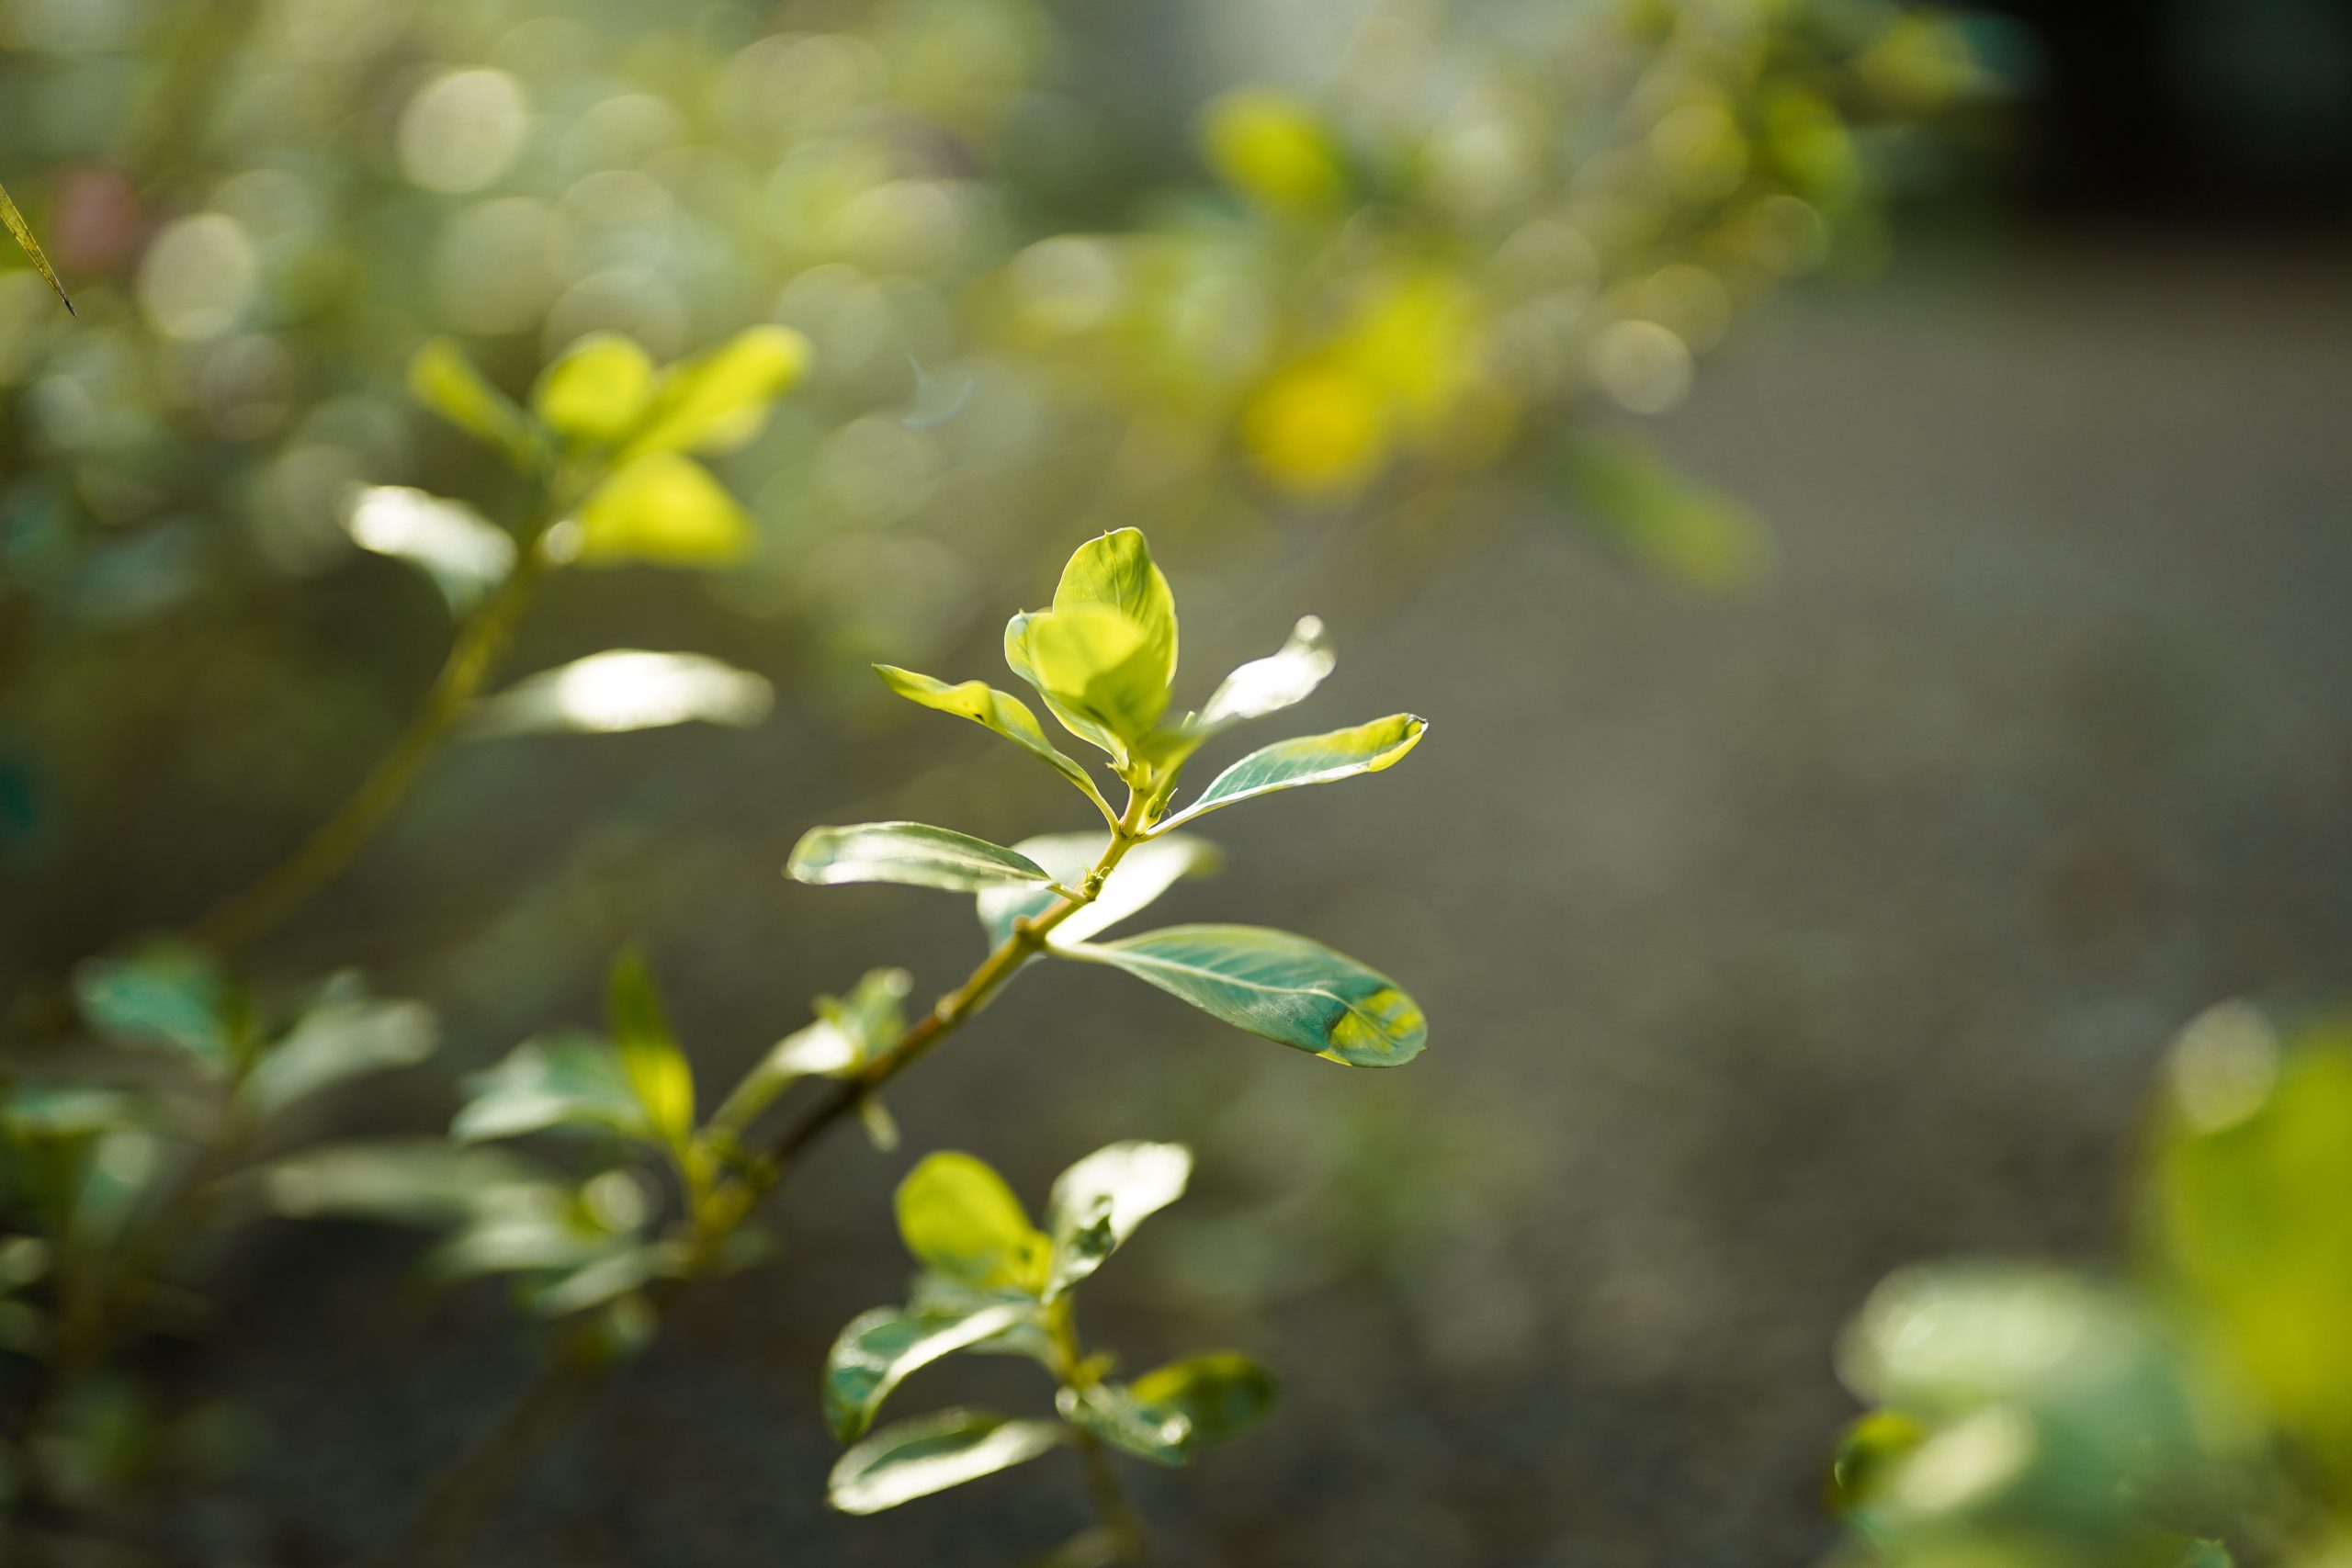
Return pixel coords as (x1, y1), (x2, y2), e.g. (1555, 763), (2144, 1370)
(1161, 713), (1425, 829)
(451, 1032), (650, 1144)
(1068, 924), (1427, 1066)
(977, 832), (1220, 950)
(470, 650), (772, 738)
(344, 486), (516, 613)
(828, 1408), (1066, 1516)
(572, 452), (756, 568)
(824, 1303), (1033, 1441)
(0, 178), (73, 314)
(1044, 1140), (1192, 1299)
(622, 323), (812, 459)
(1193, 616), (1334, 731)
(789, 823), (1054, 894)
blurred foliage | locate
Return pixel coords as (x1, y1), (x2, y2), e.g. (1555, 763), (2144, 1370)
(1830, 1004), (2352, 1568)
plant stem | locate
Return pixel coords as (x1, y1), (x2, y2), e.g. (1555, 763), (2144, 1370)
(393, 820), (1147, 1562)
(1047, 1295), (1149, 1567)
(189, 527), (557, 955)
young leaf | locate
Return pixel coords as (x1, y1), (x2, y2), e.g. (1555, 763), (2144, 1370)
(873, 665), (1110, 817)
(1159, 714), (1425, 829)
(828, 1408), (1066, 1515)
(789, 822), (1054, 894)
(0, 179), (72, 313)
(409, 339), (537, 468)
(573, 453), (755, 568)
(469, 650), (771, 737)
(1127, 1352), (1278, 1450)
(239, 974), (437, 1122)
(1064, 925), (1426, 1067)
(895, 1151), (1049, 1292)
(1051, 529), (1177, 701)
(452, 1031), (649, 1144)
(1004, 604), (1168, 756)
(1045, 1141), (1192, 1300)
(977, 832), (1220, 950)
(1193, 615), (1333, 731)
(535, 333), (657, 443)
(622, 324), (812, 459)
(607, 951), (695, 1154)
(824, 1302), (1035, 1440)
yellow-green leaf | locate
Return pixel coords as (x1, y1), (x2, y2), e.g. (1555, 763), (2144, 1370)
(788, 822), (1054, 894)
(408, 339), (537, 468)
(606, 949), (694, 1153)
(1159, 714), (1425, 829)
(1004, 604), (1167, 756)
(874, 665), (1109, 816)
(1128, 1352), (1278, 1450)
(573, 453), (754, 569)
(535, 333), (657, 444)
(1051, 529), (1177, 698)
(0, 179), (72, 314)
(1066, 924), (1426, 1067)
(894, 1151), (1049, 1292)
(622, 323), (812, 459)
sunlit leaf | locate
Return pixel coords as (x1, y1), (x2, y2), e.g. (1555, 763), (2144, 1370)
(74, 943), (238, 1075)
(607, 949), (694, 1154)
(1128, 1352), (1278, 1450)
(874, 664), (1109, 815)
(1159, 714), (1424, 829)
(895, 1151), (1049, 1292)
(1200, 88), (1347, 213)
(344, 486), (516, 614)
(1057, 1381), (1193, 1467)
(713, 968), (913, 1132)
(623, 324), (812, 459)
(1566, 433), (1774, 593)
(1044, 1140), (1191, 1300)
(240, 973), (437, 1122)
(789, 822), (1054, 894)
(828, 1408), (1066, 1515)
(1004, 604), (1166, 757)
(1827, 1410), (1925, 1517)
(530, 1240), (686, 1317)
(0, 178), (72, 313)
(978, 832), (1220, 951)
(824, 1301), (1035, 1440)
(1065, 925), (1426, 1066)
(409, 339), (537, 468)
(470, 650), (772, 738)
(536, 333), (657, 443)
(451, 1031), (649, 1144)
(1052, 529), (1177, 700)
(254, 1140), (550, 1227)
(572, 453), (755, 568)
(1193, 616), (1333, 731)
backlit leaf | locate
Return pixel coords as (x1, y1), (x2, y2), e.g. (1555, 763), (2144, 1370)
(896, 1151), (1049, 1292)
(1051, 529), (1176, 701)
(536, 333), (657, 443)
(1193, 615), (1333, 731)
(874, 664), (1109, 815)
(1128, 1352), (1278, 1450)
(607, 950), (694, 1153)
(240, 973), (437, 1122)
(344, 486), (516, 614)
(1044, 1140), (1192, 1299)
(1159, 714), (1425, 829)
(1004, 604), (1166, 756)
(824, 1302), (1035, 1440)
(451, 1031), (648, 1144)
(828, 1408), (1065, 1515)
(573, 453), (754, 568)
(470, 650), (771, 737)
(409, 339), (537, 468)
(1066, 924), (1426, 1066)
(622, 324), (811, 459)
(789, 822), (1053, 894)
(254, 1139), (550, 1228)
(977, 832), (1220, 951)
(0, 179), (71, 313)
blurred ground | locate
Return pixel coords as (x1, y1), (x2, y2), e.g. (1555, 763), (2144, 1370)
(187, 231), (2352, 1566)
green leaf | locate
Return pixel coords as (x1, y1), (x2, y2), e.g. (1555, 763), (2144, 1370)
(239, 973), (437, 1122)
(573, 454), (755, 569)
(1059, 1354), (1276, 1465)
(535, 333), (657, 443)
(1159, 714), (1425, 829)
(0, 178), (71, 313)
(828, 1408), (1066, 1516)
(622, 323), (812, 459)
(1566, 432), (1773, 593)
(1044, 1141), (1192, 1300)
(1127, 1352), (1278, 1450)
(344, 486), (517, 615)
(788, 822), (1054, 894)
(74, 943), (238, 1075)
(607, 950), (694, 1154)
(529, 1240), (686, 1318)
(824, 1301), (1035, 1440)
(895, 1151), (1049, 1292)
(0, 1083), (155, 1139)
(254, 1140), (551, 1228)
(1051, 529), (1177, 701)
(451, 1031), (649, 1144)
(408, 339), (537, 468)
(1193, 616), (1333, 732)
(713, 968), (912, 1132)
(1004, 605), (1168, 758)
(874, 665), (1110, 817)
(469, 649), (772, 737)
(978, 832), (1220, 951)
(1065, 925), (1426, 1067)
